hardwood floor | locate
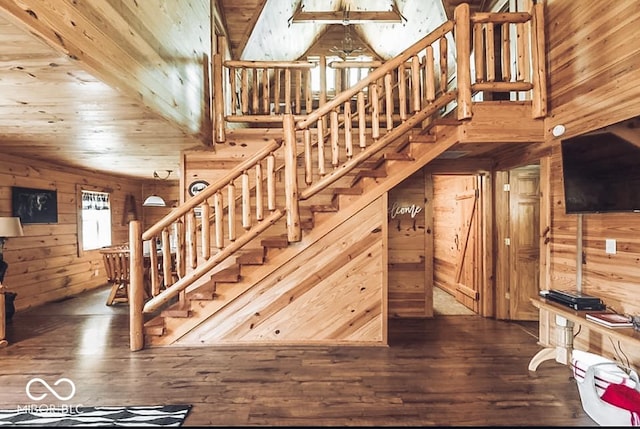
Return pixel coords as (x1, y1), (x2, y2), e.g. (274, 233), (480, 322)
(1, 287), (595, 426)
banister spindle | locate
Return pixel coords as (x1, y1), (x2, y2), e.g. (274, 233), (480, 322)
(242, 171), (251, 230)
(255, 162), (264, 221)
(228, 181), (236, 241)
(330, 109), (339, 168)
(357, 91), (366, 150)
(384, 72), (393, 130)
(201, 200), (211, 259)
(317, 118), (326, 176)
(266, 155), (276, 211)
(214, 190), (224, 249)
(304, 128), (313, 185)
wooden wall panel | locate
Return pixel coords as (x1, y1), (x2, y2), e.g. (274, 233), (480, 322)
(174, 197), (386, 345)
(0, 0), (212, 139)
(388, 171), (429, 318)
(545, 0), (640, 365)
(0, 153), (157, 310)
(546, 0), (640, 139)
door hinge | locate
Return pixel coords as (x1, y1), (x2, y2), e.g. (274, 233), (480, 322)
(503, 183), (510, 192)
(504, 237), (511, 246)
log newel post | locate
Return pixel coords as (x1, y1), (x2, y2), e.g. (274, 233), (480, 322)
(531, 2), (547, 119)
(129, 220), (145, 351)
(214, 53), (226, 143)
(283, 114), (301, 243)
(454, 3), (472, 120)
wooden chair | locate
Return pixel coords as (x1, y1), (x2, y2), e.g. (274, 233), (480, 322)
(100, 244), (130, 306)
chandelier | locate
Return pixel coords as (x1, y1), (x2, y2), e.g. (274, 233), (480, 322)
(330, 24), (364, 59)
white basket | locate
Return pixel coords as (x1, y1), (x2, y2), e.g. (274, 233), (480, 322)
(572, 352), (640, 426)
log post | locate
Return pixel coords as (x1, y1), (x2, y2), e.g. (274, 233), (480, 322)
(213, 53), (225, 143)
(455, 3), (472, 120)
(531, 2), (547, 118)
(129, 220), (144, 351)
(283, 114), (301, 243)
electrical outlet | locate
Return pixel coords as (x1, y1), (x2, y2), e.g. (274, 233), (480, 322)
(605, 239), (616, 255)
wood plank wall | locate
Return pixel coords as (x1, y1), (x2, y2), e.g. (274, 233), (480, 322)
(0, 153), (156, 310)
(544, 0), (640, 364)
(1, 0), (212, 140)
(388, 170), (431, 318)
(173, 197), (387, 345)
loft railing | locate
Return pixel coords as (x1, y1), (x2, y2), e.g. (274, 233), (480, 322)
(128, 3), (546, 350)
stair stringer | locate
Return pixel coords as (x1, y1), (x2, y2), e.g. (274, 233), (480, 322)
(145, 124), (462, 347)
(174, 196), (387, 346)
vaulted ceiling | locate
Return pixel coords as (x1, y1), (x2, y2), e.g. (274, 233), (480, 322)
(0, 0), (493, 182)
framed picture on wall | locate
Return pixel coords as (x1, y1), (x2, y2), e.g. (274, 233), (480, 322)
(12, 186), (58, 224)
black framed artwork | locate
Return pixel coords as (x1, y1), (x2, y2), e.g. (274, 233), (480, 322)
(12, 186), (58, 224)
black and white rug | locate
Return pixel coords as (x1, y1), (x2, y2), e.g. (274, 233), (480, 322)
(0, 405), (191, 427)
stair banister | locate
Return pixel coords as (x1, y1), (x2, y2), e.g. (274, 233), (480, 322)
(142, 139), (281, 240)
(299, 91), (457, 201)
(296, 20), (455, 130)
(141, 209), (285, 315)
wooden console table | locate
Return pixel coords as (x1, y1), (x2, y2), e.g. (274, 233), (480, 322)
(528, 297), (640, 371)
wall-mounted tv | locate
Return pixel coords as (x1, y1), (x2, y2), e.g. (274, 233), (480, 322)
(561, 132), (640, 214)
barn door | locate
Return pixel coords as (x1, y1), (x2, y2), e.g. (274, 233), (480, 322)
(508, 165), (540, 320)
(453, 185), (480, 312)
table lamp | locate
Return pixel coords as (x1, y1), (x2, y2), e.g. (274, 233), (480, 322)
(0, 217), (24, 284)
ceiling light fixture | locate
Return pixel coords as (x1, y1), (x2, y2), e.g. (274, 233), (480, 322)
(143, 170), (172, 207)
(330, 23), (364, 59)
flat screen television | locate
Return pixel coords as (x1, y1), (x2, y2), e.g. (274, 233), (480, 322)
(561, 132), (640, 214)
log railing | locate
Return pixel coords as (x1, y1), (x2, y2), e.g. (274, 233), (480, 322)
(129, 3), (546, 350)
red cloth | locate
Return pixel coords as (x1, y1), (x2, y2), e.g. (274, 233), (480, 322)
(601, 383), (640, 416)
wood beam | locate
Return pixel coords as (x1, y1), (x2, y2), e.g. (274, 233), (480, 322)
(291, 11), (402, 25)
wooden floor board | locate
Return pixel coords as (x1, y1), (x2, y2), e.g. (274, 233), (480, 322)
(0, 287), (596, 426)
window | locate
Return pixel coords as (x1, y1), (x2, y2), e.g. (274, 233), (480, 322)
(81, 190), (111, 250)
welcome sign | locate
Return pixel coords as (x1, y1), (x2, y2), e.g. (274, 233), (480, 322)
(388, 202), (423, 219)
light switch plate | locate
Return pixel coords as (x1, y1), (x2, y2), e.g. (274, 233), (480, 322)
(605, 239), (616, 254)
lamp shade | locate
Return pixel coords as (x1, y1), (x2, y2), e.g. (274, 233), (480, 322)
(143, 195), (166, 207)
(0, 217), (24, 238)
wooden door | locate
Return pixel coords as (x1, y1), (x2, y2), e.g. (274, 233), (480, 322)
(508, 165), (540, 320)
(453, 186), (479, 312)
(432, 174), (481, 313)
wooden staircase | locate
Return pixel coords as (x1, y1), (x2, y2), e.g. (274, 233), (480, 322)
(128, 3), (546, 350)
(142, 124), (457, 347)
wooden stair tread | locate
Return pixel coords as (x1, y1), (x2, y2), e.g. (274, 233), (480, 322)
(211, 264), (241, 282)
(310, 204), (338, 213)
(144, 317), (166, 336)
(260, 235), (289, 248)
(384, 152), (414, 161)
(332, 187), (363, 196)
(236, 248), (265, 265)
(188, 282), (217, 300)
(161, 303), (191, 318)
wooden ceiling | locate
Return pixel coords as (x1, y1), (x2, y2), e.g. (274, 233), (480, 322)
(0, 0), (511, 182)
